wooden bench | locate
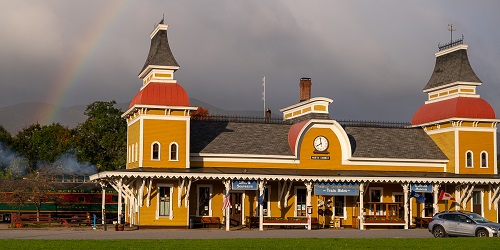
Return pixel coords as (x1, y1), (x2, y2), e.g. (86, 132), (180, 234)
(200, 217), (221, 228)
(12, 214), (52, 227)
(55, 213), (91, 227)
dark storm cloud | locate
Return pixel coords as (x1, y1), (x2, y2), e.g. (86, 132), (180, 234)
(1, 0), (500, 123)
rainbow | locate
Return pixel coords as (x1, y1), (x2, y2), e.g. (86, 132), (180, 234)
(38, 0), (130, 125)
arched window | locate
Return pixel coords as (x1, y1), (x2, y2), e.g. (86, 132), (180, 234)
(151, 142), (161, 160)
(480, 151), (488, 168)
(466, 151), (473, 168)
(170, 142), (178, 161)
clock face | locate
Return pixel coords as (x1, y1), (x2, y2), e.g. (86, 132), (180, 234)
(313, 136), (329, 152)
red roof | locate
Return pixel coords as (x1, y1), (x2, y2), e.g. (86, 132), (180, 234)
(412, 97), (495, 125)
(288, 120), (309, 154)
(129, 82), (190, 108)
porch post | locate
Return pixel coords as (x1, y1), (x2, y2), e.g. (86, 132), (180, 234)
(305, 181), (313, 231)
(359, 182), (365, 230)
(100, 182), (106, 225)
(258, 180), (266, 231)
(433, 184), (440, 215)
(223, 180), (231, 231)
(118, 178), (123, 224)
(402, 183), (409, 229)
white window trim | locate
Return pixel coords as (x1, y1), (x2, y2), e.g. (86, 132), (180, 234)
(465, 150), (474, 168)
(135, 142), (139, 162)
(368, 187), (384, 216)
(470, 188), (484, 216)
(151, 141), (161, 161)
(128, 145), (131, 163)
(156, 183), (173, 220)
(294, 186), (306, 217)
(333, 196), (347, 220)
(480, 151), (488, 168)
(131, 144), (135, 162)
(256, 185), (271, 217)
(169, 142), (179, 162)
(196, 184), (212, 217)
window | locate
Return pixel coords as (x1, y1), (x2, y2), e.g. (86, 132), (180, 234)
(157, 185), (172, 218)
(334, 196), (345, 217)
(472, 190), (483, 215)
(466, 151), (473, 168)
(197, 185), (212, 216)
(369, 187), (383, 215)
(135, 143), (138, 162)
(151, 142), (160, 160)
(256, 185), (271, 216)
(295, 187), (307, 217)
(424, 193), (434, 217)
(131, 144), (135, 162)
(480, 151), (488, 168)
(170, 142), (178, 161)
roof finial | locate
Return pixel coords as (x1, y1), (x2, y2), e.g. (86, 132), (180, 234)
(448, 24), (456, 44)
(159, 14), (164, 25)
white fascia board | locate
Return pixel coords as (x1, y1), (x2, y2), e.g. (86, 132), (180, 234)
(425, 126), (497, 135)
(122, 105), (198, 118)
(89, 171), (500, 185)
(140, 80), (178, 91)
(348, 157), (448, 164)
(411, 118), (500, 128)
(150, 24), (168, 39)
(279, 97), (333, 113)
(423, 81), (481, 93)
(435, 44), (468, 57)
(191, 153), (296, 159)
(425, 94), (479, 104)
(138, 65), (180, 79)
(343, 159), (446, 168)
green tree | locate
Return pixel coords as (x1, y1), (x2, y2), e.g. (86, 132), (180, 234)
(73, 101), (126, 171)
(0, 124), (12, 146)
(13, 123), (72, 170)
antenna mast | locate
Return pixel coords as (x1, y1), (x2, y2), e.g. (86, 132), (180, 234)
(448, 24), (456, 44)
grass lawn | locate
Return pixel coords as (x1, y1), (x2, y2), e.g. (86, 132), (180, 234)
(2, 238), (500, 250)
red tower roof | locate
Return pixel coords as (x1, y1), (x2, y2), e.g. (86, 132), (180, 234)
(129, 82), (190, 108)
(288, 120), (309, 153)
(412, 97), (495, 125)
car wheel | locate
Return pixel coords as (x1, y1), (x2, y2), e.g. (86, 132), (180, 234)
(476, 229), (488, 237)
(433, 225), (446, 238)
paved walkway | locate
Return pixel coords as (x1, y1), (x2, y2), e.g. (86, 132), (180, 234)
(0, 224), (432, 239)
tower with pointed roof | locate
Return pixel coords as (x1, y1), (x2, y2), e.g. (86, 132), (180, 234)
(412, 38), (497, 175)
(123, 20), (197, 170)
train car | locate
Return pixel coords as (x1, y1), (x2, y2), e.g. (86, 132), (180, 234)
(0, 175), (120, 223)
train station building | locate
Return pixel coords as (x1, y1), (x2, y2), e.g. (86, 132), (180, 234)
(90, 20), (500, 230)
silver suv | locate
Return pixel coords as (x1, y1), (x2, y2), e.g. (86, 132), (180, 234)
(428, 211), (500, 237)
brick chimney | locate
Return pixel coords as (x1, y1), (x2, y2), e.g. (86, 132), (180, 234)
(299, 78), (311, 102)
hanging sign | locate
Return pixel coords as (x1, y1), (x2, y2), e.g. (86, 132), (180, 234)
(410, 183), (433, 193)
(232, 180), (258, 190)
(314, 182), (359, 196)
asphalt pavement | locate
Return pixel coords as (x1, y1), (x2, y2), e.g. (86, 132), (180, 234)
(0, 224), (432, 239)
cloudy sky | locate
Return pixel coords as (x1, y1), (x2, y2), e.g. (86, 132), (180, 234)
(1, 0), (500, 122)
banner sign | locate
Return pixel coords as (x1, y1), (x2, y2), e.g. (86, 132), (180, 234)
(410, 183), (433, 193)
(314, 182), (359, 196)
(232, 180), (258, 190)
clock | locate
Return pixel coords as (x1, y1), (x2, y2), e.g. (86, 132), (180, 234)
(313, 136), (329, 153)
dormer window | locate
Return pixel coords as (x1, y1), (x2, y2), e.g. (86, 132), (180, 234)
(152, 142), (161, 160)
(466, 151), (473, 168)
(170, 142), (178, 161)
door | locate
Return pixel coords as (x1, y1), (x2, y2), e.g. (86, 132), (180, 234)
(229, 192), (243, 226)
(472, 191), (482, 215)
(455, 214), (476, 236)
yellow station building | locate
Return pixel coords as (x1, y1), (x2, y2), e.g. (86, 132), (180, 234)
(90, 21), (500, 231)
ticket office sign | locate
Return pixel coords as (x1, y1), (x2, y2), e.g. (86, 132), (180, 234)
(314, 182), (359, 196)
